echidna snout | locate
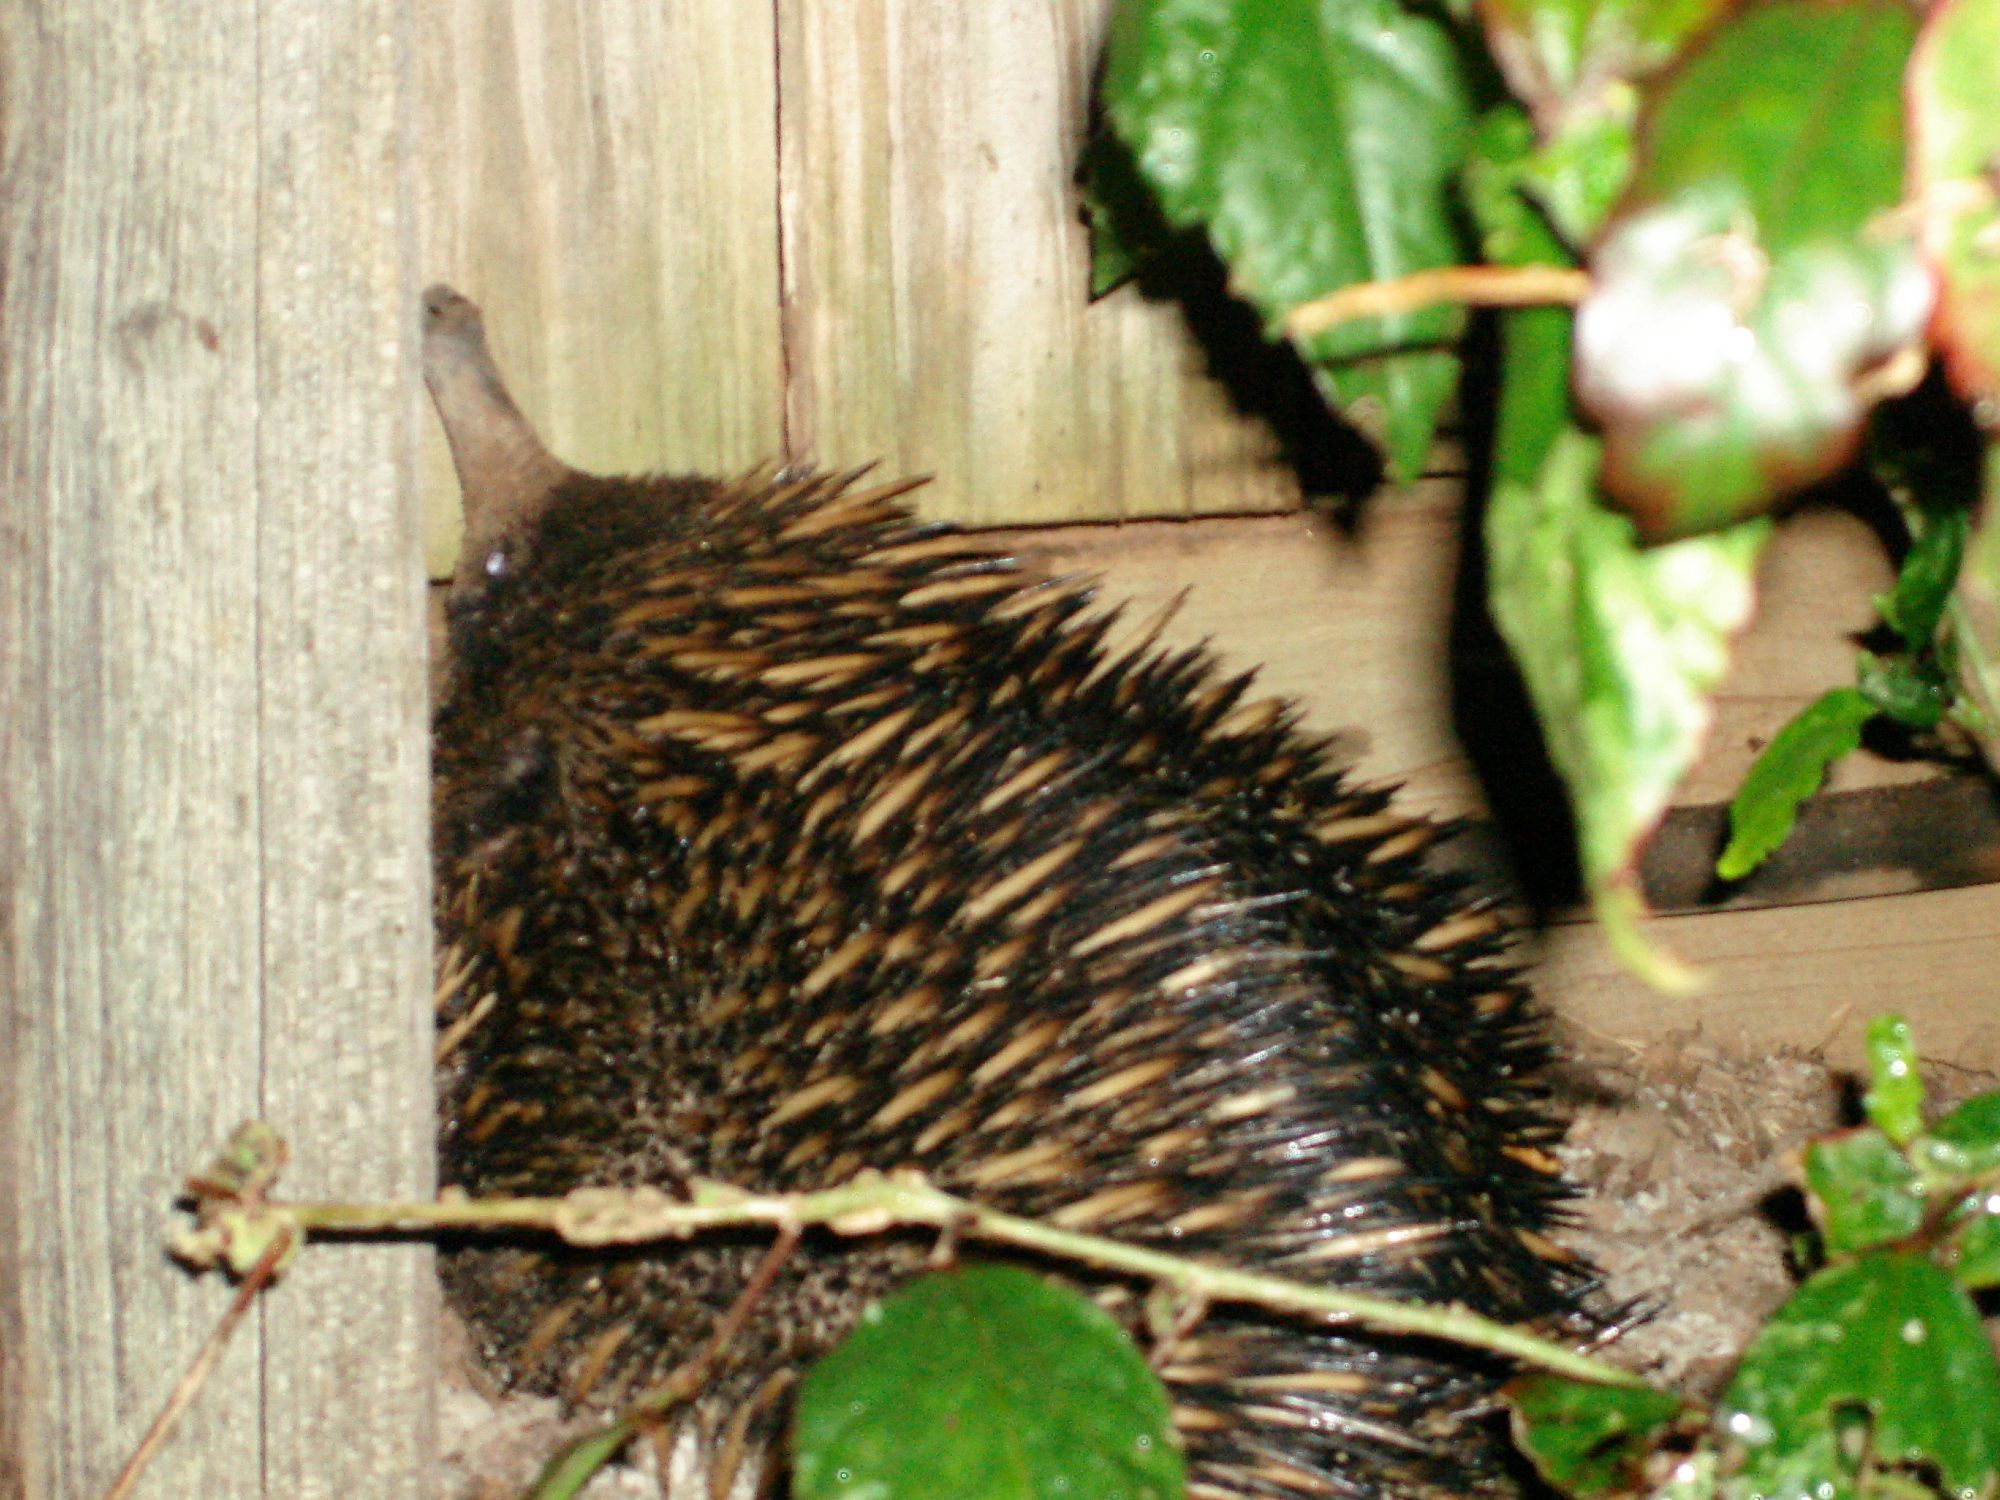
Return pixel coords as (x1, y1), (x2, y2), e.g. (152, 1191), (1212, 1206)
(427, 284), (1595, 1499)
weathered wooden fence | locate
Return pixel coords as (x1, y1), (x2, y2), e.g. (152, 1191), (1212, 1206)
(6, 2), (1292, 1492)
(2, 4), (433, 1497)
(414, 0), (1307, 572)
(6, 2), (1997, 1497)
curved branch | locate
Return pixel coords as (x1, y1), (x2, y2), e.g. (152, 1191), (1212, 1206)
(182, 1151), (1642, 1391)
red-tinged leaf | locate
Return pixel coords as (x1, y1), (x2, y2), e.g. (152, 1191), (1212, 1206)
(1479, 0), (1728, 133)
(1103, 0), (1477, 481)
(1910, 0), (2000, 417)
(1575, 0), (1932, 540)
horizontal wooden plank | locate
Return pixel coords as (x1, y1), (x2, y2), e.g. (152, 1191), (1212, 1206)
(998, 496), (1913, 821)
(1538, 881), (2000, 1074)
(1638, 774), (2000, 913)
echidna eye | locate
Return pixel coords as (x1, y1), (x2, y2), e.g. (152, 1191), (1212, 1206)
(484, 547), (511, 580)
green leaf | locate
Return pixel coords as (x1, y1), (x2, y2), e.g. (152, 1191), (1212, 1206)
(1881, 506), (1971, 653)
(1856, 650), (1951, 730)
(1479, 0), (1726, 130)
(1947, 1194), (2000, 1290)
(1718, 1251), (2000, 1500)
(1518, 105), (1637, 250)
(524, 1417), (642, 1500)
(1920, 1091), (2000, 1177)
(1921, 1091), (2000, 1290)
(1103, 0), (1476, 480)
(1463, 107), (1580, 487)
(1863, 1015), (1925, 1146)
(1910, 0), (2000, 412)
(1944, 1208), (2000, 1296)
(1507, 1374), (1688, 1498)
(1486, 428), (1768, 982)
(793, 1266), (1183, 1500)
(1574, 0), (1931, 540)
(1802, 1129), (1925, 1257)
(1470, 112), (1690, 988)
(1948, 444), (2000, 748)
(1716, 687), (1875, 881)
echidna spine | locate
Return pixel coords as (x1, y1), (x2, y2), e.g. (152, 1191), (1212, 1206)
(425, 283), (1594, 1500)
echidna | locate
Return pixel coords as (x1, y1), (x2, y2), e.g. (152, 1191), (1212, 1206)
(426, 283), (1593, 1500)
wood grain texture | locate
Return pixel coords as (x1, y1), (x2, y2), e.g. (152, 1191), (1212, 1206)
(995, 500), (1915, 822)
(777, 0), (1305, 527)
(0, 3), (431, 1496)
(415, 0), (784, 575)
(255, 5), (435, 1497)
(1537, 881), (2000, 1075)
(994, 504), (1993, 1072)
(1004, 491), (1476, 814)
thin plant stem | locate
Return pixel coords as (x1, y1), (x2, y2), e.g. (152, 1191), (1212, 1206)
(525, 1226), (803, 1500)
(103, 1225), (296, 1500)
(278, 1172), (1639, 1390)
(1284, 265), (1591, 340)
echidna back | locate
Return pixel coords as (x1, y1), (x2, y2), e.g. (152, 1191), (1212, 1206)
(434, 460), (1590, 1500)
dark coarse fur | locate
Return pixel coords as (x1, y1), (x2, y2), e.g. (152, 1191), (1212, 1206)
(430, 295), (1594, 1500)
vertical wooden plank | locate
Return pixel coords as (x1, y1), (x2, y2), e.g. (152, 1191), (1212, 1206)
(415, 0), (785, 574)
(254, 4), (434, 1498)
(0, 7), (267, 1495)
(0, 2), (430, 1495)
(778, 0), (1301, 526)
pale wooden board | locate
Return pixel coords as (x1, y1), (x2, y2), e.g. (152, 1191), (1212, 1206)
(1005, 488), (1478, 815)
(254, 5), (436, 1497)
(997, 500), (1915, 823)
(0, 3), (430, 1495)
(415, 0), (785, 576)
(416, 0), (1352, 560)
(0, 10), (266, 1494)
(776, 0), (1303, 527)
(996, 504), (1991, 1069)
(1537, 883), (2000, 1075)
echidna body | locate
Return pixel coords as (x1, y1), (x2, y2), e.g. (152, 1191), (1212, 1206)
(426, 284), (1591, 1500)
